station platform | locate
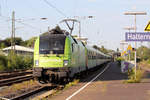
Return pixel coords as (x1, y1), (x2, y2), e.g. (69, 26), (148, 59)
(51, 62), (150, 100)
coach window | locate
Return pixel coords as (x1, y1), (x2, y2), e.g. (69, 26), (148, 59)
(88, 51), (89, 58)
(88, 51), (89, 59)
(72, 43), (74, 52)
(89, 51), (91, 59)
(90, 51), (92, 59)
(92, 52), (94, 59)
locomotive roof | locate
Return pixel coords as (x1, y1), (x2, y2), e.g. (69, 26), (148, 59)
(40, 26), (69, 37)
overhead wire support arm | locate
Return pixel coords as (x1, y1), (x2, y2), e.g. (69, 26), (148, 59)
(64, 20), (74, 34)
(60, 19), (80, 35)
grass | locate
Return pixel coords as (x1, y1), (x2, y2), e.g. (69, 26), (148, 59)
(138, 60), (150, 68)
(124, 69), (144, 83)
(64, 79), (80, 89)
(10, 80), (35, 92)
(0, 80), (37, 96)
(43, 79), (80, 100)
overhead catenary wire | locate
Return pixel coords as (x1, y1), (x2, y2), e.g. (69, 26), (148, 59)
(15, 20), (41, 31)
(0, 6), (1, 16)
(0, 15), (41, 31)
(42, 0), (67, 17)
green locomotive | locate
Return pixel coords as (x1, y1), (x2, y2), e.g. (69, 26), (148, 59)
(33, 26), (111, 83)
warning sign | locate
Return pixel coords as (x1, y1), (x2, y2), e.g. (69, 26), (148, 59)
(127, 45), (132, 53)
(145, 21), (150, 31)
(121, 51), (127, 56)
(127, 45), (132, 51)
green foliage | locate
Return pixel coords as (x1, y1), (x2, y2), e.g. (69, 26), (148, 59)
(23, 57), (33, 69)
(116, 57), (125, 66)
(129, 51), (135, 61)
(64, 79), (79, 89)
(116, 48), (119, 52)
(125, 69), (144, 83)
(0, 37), (37, 49)
(99, 45), (108, 54)
(146, 59), (150, 65)
(14, 37), (24, 45)
(93, 45), (114, 54)
(0, 54), (8, 71)
(116, 57), (125, 61)
(23, 37), (37, 47)
(4, 38), (12, 46)
(0, 43), (6, 49)
(137, 46), (150, 60)
(0, 54), (33, 71)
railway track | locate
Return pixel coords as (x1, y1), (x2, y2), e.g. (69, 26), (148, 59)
(1, 84), (61, 100)
(11, 86), (48, 100)
(0, 70), (33, 87)
(0, 63), (110, 100)
(0, 70), (32, 80)
(0, 75), (33, 87)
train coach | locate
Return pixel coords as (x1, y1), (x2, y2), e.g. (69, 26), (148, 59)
(33, 26), (111, 83)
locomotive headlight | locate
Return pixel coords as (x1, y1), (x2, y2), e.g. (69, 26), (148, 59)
(64, 60), (68, 66)
(35, 60), (39, 66)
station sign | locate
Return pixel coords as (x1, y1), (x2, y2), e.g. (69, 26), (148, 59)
(125, 32), (150, 41)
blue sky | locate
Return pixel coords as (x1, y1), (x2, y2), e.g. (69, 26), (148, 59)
(0, 0), (150, 50)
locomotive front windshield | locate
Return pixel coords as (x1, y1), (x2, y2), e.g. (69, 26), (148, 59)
(39, 35), (66, 54)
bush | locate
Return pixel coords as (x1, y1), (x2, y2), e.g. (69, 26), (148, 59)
(146, 59), (150, 65)
(0, 54), (8, 71)
(125, 68), (144, 83)
(23, 56), (33, 69)
(116, 57), (125, 66)
(0, 54), (33, 71)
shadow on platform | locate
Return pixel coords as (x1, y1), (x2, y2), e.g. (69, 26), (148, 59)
(80, 61), (128, 83)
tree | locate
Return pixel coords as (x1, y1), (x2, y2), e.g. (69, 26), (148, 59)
(24, 37), (37, 47)
(99, 45), (108, 54)
(0, 43), (6, 49)
(15, 37), (24, 45)
(0, 37), (24, 48)
(117, 48), (119, 52)
(93, 45), (99, 50)
(137, 46), (150, 60)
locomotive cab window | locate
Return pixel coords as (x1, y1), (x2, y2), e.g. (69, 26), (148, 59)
(39, 35), (66, 54)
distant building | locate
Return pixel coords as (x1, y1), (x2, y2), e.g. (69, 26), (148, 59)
(2, 45), (34, 56)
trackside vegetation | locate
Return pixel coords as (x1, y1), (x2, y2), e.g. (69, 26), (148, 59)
(124, 69), (144, 83)
(115, 57), (125, 66)
(0, 54), (33, 71)
(119, 46), (150, 83)
(0, 37), (35, 71)
(0, 37), (37, 49)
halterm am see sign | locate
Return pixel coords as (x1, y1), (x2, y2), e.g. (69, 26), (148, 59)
(125, 32), (150, 41)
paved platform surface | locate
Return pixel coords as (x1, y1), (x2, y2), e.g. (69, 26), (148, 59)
(50, 62), (150, 100)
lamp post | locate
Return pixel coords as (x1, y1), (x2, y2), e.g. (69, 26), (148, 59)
(124, 11), (147, 79)
(120, 40), (128, 60)
(123, 27), (135, 61)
